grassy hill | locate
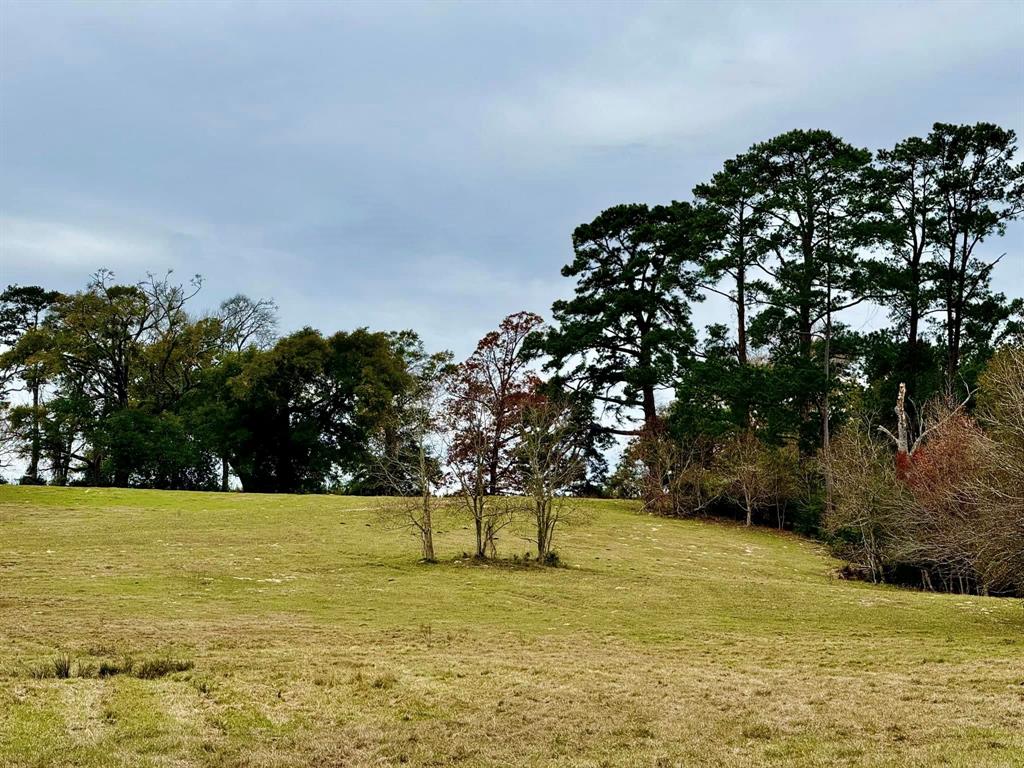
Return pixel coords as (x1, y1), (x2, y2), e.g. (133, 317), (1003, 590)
(0, 486), (1021, 767)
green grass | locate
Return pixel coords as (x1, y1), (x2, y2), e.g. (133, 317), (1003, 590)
(0, 486), (1022, 767)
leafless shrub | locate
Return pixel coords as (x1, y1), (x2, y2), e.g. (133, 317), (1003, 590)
(825, 424), (913, 583)
(515, 398), (586, 562)
(715, 431), (800, 527)
(618, 424), (715, 517)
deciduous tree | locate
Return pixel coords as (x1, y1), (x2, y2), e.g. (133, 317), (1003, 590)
(516, 397), (585, 561)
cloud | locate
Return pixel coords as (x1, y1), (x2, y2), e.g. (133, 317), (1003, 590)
(0, 216), (176, 275)
(0, 0), (1020, 363)
(484, 2), (1023, 157)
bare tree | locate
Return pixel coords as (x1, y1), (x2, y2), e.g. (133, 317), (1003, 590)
(827, 364), (1024, 597)
(0, 403), (17, 479)
(825, 424), (913, 583)
(715, 431), (796, 527)
(876, 381), (972, 471)
(373, 425), (442, 563)
(516, 398), (585, 562)
(968, 347), (1024, 594)
(633, 425), (715, 517)
(218, 294), (279, 352)
(370, 353), (448, 563)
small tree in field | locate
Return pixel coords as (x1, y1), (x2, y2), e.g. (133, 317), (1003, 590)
(371, 350), (449, 563)
(516, 398), (585, 562)
(445, 312), (542, 558)
(445, 401), (516, 558)
(373, 429), (441, 562)
(371, 412), (444, 562)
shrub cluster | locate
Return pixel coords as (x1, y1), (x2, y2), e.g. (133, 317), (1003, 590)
(825, 347), (1024, 596)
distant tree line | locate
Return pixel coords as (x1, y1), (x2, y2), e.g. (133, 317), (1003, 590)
(1, 122), (1021, 590)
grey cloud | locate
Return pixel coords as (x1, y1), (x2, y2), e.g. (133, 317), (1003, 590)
(1, 0), (1021, 360)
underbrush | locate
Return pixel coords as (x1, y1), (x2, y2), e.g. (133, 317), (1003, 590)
(452, 550), (563, 569)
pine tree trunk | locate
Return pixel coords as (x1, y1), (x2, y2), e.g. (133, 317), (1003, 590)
(27, 380), (40, 482)
(736, 274), (747, 365)
(642, 385), (657, 433)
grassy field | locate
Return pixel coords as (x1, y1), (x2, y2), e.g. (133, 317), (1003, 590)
(0, 487), (1021, 768)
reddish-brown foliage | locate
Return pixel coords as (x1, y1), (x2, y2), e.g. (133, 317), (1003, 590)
(901, 413), (984, 512)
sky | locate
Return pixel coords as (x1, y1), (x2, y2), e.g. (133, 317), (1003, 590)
(1, 0), (1023, 361)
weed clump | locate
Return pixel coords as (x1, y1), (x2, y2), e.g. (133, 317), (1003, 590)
(29, 653), (73, 679)
(98, 657), (134, 678)
(542, 550), (561, 567)
(133, 657), (194, 679)
(351, 669), (398, 690)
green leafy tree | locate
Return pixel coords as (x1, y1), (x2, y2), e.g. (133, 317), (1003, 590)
(746, 129), (872, 458)
(0, 285), (62, 483)
(43, 271), (215, 486)
(670, 324), (766, 439)
(928, 122), (1024, 391)
(208, 328), (414, 493)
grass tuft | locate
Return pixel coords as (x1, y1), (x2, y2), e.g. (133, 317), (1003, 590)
(28, 653), (73, 679)
(52, 653), (72, 679)
(98, 656), (134, 678)
(742, 723), (776, 741)
(370, 672), (398, 690)
(132, 656), (194, 679)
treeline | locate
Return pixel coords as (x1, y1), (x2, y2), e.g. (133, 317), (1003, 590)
(534, 122), (1022, 594)
(0, 271), (439, 493)
(827, 348), (1023, 597)
(1, 122), (1022, 592)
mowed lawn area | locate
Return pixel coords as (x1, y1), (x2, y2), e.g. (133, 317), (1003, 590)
(0, 487), (1021, 768)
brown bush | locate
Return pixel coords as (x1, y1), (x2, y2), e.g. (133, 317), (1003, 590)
(826, 348), (1024, 596)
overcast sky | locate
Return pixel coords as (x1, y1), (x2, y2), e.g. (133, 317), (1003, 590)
(1, 0), (1022, 359)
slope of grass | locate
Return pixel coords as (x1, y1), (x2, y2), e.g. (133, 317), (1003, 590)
(0, 486), (1021, 767)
